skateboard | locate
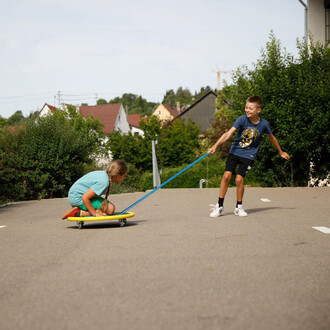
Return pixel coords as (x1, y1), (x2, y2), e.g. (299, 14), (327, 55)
(67, 212), (135, 229)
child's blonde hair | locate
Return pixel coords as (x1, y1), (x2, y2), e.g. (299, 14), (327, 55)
(99, 160), (128, 213)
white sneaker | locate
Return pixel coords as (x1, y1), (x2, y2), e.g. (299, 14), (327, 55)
(234, 207), (248, 217)
(209, 203), (224, 217)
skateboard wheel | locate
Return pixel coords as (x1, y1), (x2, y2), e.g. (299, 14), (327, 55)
(77, 221), (84, 229)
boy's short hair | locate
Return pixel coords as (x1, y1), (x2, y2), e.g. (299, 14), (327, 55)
(247, 96), (262, 108)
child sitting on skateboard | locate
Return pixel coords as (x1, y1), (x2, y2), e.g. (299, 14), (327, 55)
(208, 96), (290, 217)
(62, 160), (128, 219)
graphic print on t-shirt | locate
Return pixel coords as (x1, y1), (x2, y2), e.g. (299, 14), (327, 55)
(239, 127), (259, 149)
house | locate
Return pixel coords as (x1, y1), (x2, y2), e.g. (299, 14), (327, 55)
(127, 114), (144, 136)
(152, 104), (180, 123)
(176, 91), (217, 131)
(79, 103), (130, 134)
(38, 103), (58, 117)
(302, 0), (330, 44)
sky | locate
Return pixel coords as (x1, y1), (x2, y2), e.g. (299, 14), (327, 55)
(0, 0), (306, 118)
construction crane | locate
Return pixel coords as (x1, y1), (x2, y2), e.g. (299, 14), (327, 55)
(213, 65), (232, 91)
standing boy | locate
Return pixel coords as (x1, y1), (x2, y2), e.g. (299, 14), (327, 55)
(208, 96), (290, 217)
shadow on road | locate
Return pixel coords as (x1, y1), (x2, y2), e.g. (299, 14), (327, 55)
(65, 220), (148, 230)
(246, 206), (295, 214)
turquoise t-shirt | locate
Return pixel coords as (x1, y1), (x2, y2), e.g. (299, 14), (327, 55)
(68, 171), (109, 207)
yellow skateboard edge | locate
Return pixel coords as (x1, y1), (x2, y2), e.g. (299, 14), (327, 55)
(67, 211), (135, 222)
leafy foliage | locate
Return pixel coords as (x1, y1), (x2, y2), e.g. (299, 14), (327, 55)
(162, 86), (214, 108)
(108, 93), (157, 116)
(107, 131), (151, 170)
(0, 116), (7, 128)
(217, 32), (330, 186)
(203, 91), (233, 159)
(107, 116), (200, 171)
(7, 111), (25, 126)
(0, 110), (105, 201)
(95, 86), (215, 118)
(160, 119), (200, 166)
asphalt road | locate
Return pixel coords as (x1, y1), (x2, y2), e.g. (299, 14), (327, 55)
(0, 187), (329, 330)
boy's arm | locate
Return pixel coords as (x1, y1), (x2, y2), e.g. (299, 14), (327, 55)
(208, 127), (236, 154)
(267, 134), (290, 160)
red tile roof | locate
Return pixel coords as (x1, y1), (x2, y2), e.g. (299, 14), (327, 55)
(163, 105), (179, 118)
(44, 103), (57, 113)
(127, 114), (141, 128)
(79, 104), (122, 134)
(34, 103), (58, 119)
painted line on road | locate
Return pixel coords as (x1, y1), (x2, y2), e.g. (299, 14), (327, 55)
(312, 226), (330, 234)
(260, 198), (271, 202)
(0, 226), (7, 229)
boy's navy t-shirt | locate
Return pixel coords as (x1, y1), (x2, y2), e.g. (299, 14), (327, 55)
(229, 115), (272, 160)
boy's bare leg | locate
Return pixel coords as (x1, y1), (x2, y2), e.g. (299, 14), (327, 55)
(219, 171), (232, 198)
(235, 174), (245, 202)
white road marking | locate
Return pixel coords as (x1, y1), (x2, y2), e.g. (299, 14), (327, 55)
(260, 198), (271, 202)
(312, 227), (330, 234)
(0, 226), (7, 229)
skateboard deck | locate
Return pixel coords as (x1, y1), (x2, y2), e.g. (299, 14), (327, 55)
(67, 212), (135, 229)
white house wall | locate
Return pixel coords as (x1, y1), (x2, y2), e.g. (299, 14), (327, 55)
(308, 0), (326, 44)
(115, 105), (130, 133)
(39, 106), (52, 117)
(131, 126), (144, 136)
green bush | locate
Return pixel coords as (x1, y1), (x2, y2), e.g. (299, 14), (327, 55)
(139, 153), (261, 191)
(0, 113), (98, 202)
(110, 163), (144, 194)
(220, 33), (330, 186)
(108, 117), (201, 171)
(138, 155), (259, 191)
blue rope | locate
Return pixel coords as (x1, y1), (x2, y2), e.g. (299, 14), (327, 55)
(120, 152), (210, 214)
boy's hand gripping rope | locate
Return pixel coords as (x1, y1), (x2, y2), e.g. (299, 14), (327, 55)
(120, 153), (211, 214)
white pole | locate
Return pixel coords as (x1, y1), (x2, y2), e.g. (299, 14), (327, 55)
(298, 0), (308, 43)
(152, 140), (161, 188)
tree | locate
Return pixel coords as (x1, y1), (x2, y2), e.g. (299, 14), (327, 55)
(65, 105), (106, 157)
(193, 86), (214, 102)
(0, 113), (94, 201)
(107, 116), (162, 171)
(218, 32), (330, 186)
(0, 116), (7, 128)
(7, 111), (25, 126)
(108, 96), (121, 104)
(107, 131), (150, 170)
(176, 87), (192, 106)
(162, 89), (176, 106)
(162, 87), (193, 108)
(129, 95), (147, 114)
(107, 116), (200, 171)
(203, 91), (233, 159)
(159, 119), (200, 166)
(97, 98), (108, 105)
(108, 94), (156, 116)
(139, 115), (161, 140)
(0, 108), (106, 202)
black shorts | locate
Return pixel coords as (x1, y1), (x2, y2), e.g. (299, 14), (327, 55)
(225, 154), (254, 178)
